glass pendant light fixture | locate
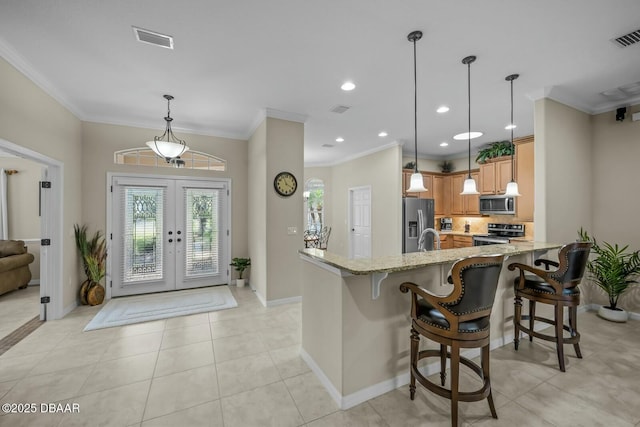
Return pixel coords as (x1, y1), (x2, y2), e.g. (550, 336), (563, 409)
(406, 30), (427, 193)
(504, 74), (521, 196)
(460, 56), (479, 195)
(146, 94), (189, 162)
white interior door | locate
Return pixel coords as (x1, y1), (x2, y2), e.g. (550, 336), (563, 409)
(111, 176), (229, 297)
(349, 186), (372, 259)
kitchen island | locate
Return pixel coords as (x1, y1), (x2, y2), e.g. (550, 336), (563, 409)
(298, 242), (561, 410)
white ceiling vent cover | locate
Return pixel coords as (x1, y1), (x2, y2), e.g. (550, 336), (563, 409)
(330, 105), (351, 114)
(612, 29), (640, 48)
(133, 26), (174, 49)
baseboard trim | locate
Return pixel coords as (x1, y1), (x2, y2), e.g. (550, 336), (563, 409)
(583, 303), (639, 320)
(255, 292), (302, 308)
(28, 279), (40, 286)
(62, 301), (78, 318)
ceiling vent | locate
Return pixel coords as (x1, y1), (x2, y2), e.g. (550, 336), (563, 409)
(132, 26), (174, 49)
(330, 105), (351, 114)
(611, 29), (640, 48)
(322, 144), (334, 148)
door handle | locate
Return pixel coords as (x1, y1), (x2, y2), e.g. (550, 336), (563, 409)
(168, 238), (173, 243)
(168, 231), (173, 235)
(177, 238), (182, 242)
(352, 228), (355, 231)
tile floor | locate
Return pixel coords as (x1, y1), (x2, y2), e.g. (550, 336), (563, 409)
(0, 286), (40, 341)
(0, 285), (639, 426)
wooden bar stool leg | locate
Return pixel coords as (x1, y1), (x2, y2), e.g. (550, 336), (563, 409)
(569, 305), (582, 359)
(513, 295), (522, 350)
(440, 344), (447, 386)
(529, 300), (536, 342)
(482, 344), (498, 419)
(450, 343), (460, 427)
(410, 328), (419, 399)
(555, 304), (566, 372)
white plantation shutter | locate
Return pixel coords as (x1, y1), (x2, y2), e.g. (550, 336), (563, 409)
(121, 186), (164, 282)
(185, 188), (219, 277)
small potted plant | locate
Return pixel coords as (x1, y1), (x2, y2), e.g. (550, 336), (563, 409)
(439, 160), (454, 173)
(579, 229), (640, 322)
(475, 140), (513, 164)
(74, 224), (107, 306)
(230, 257), (251, 288)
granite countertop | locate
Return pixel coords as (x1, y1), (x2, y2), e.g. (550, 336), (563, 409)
(299, 242), (561, 275)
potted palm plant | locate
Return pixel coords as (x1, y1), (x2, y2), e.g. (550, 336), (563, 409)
(230, 257), (251, 288)
(579, 229), (640, 322)
(74, 224), (107, 306)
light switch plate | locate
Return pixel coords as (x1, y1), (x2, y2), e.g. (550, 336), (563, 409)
(287, 227), (297, 235)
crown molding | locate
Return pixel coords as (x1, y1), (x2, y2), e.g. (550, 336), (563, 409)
(304, 140), (403, 168)
(0, 36), (84, 120)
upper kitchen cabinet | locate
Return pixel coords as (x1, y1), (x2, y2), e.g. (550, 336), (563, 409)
(432, 174), (450, 216)
(479, 157), (513, 195)
(450, 171), (480, 215)
(418, 172), (433, 200)
(515, 136), (534, 221)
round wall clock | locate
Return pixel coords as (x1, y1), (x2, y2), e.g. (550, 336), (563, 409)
(274, 171), (297, 197)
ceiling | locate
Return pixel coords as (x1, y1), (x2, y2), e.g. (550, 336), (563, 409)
(1, 1), (639, 166)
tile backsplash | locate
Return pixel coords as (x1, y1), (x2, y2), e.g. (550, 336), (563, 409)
(437, 216), (534, 240)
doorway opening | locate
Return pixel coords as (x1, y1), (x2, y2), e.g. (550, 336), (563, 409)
(0, 138), (64, 321)
(348, 186), (372, 259)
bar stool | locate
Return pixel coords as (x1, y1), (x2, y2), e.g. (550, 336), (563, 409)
(508, 242), (592, 372)
(399, 254), (504, 427)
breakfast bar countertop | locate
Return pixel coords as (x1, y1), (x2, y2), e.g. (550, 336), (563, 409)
(299, 241), (561, 275)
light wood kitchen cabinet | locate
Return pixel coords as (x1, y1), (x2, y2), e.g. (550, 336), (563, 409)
(479, 158), (513, 194)
(418, 173), (433, 200)
(432, 174), (450, 216)
(515, 136), (534, 221)
(452, 235), (473, 248)
(439, 234), (453, 249)
(451, 171), (480, 215)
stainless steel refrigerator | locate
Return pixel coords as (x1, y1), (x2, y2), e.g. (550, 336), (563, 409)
(402, 198), (435, 253)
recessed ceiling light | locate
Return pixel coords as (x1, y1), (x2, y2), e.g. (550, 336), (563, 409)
(453, 131), (483, 140)
(436, 106), (450, 113)
(378, 131), (388, 137)
(341, 81), (356, 91)
(335, 137), (345, 143)
(505, 124), (517, 130)
(440, 142), (449, 147)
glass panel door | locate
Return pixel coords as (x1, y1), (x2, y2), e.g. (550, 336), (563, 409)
(175, 181), (228, 289)
(112, 178), (174, 297)
(111, 176), (229, 297)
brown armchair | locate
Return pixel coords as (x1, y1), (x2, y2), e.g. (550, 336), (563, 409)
(0, 240), (35, 297)
(508, 241), (592, 372)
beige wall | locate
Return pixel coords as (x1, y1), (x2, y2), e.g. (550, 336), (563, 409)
(0, 57), (83, 312)
(81, 122), (249, 263)
(248, 121), (267, 299)
(330, 145), (403, 257)
(590, 103), (640, 312)
(402, 154), (479, 174)
(265, 118), (304, 301)
(0, 158), (42, 280)
(534, 98), (592, 244)
(248, 117), (304, 303)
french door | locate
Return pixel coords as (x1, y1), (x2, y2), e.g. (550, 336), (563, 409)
(111, 176), (230, 297)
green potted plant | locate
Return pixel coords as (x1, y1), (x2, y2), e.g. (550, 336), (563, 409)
(230, 257), (251, 288)
(475, 140), (513, 164)
(74, 224), (107, 306)
(439, 160), (454, 173)
(579, 229), (640, 322)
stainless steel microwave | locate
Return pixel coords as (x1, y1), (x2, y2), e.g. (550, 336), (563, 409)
(479, 195), (515, 215)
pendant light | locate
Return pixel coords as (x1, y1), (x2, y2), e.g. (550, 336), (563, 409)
(146, 94), (189, 163)
(460, 56), (479, 195)
(504, 74), (521, 196)
(406, 30), (427, 193)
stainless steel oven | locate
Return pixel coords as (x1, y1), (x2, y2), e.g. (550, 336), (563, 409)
(472, 236), (510, 246)
(473, 223), (525, 246)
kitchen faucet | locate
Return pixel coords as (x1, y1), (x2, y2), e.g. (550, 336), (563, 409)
(418, 228), (440, 251)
